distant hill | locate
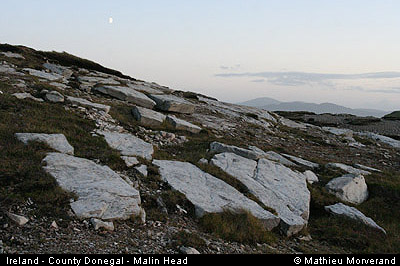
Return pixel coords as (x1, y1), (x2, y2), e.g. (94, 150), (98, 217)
(383, 111), (400, 120)
(238, 97), (390, 118)
(238, 97), (281, 107)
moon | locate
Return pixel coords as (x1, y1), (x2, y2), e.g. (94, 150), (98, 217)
(108, 17), (113, 24)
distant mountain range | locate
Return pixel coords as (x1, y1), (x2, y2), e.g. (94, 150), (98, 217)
(238, 97), (390, 118)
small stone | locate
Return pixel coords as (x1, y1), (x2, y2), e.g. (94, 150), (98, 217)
(121, 156), (140, 167)
(303, 170), (319, 184)
(180, 246), (200, 254)
(50, 221), (58, 229)
(7, 212), (29, 226)
(198, 158), (208, 164)
(135, 165), (148, 177)
(91, 218), (114, 231)
(298, 235), (312, 241)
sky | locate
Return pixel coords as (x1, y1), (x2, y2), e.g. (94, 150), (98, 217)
(1, 0), (400, 111)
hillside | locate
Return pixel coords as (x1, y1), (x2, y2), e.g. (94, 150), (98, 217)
(1, 44), (400, 254)
(383, 111), (400, 120)
(238, 97), (389, 118)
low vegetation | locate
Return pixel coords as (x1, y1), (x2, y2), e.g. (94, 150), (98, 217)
(200, 210), (277, 245)
(383, 111), (400, 121)
(0, 93), (125, 217)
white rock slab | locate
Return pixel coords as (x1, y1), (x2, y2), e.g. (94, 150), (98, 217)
(326, 174), (369, 204)
(149, 94), (195, 114)
(263, 150), (297, 167)
(357, 132), (400, 149)
(354, 164), (382, 173)
(282, 154), (319, 169)
(210, 142), (261, 160)
(95, 85), (156, 109)
(166, 115), (202, 133)
(24, 68), (63, 81)
(66, 96), (111, 114)
(43, 63), (73, 78)
(12, 92), (43, 102)
(153, 160), (280, 231)
(1, 52), (25, 59)
(128, 82), (165, 95)
(78, 75), (120, 85)
(210, 152), (310, 236)
(43, 153), (144, 220)
(15, 133), (74, 155)
(97, 131), (153, 160)
(325, 203), (386, 234)
(327, 163), (371, 176)
(132, 106), (166, 127)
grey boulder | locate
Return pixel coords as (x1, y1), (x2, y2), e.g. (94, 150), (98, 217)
(326, 174), (368, 204)
(95, 85), (156, 109)
(132, 106), (166, 127)
(153, 160), (280, 231)
(43, 90), (64, 103)
(43, 153), (144, 221)
(149, 94), (195, 114)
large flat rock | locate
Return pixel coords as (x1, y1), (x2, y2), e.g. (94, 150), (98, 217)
(326, 174), (368, 205)
(211, 152), (310, 236)
(12, 92), (43, 102)
(282, 154), (319, 169)
(43, 153), (143, 220)
(24, 68), (63, 81)
(210, 142), (262, 160)
(149, 94), (195, 114)
(153, 160), (280, 231)
(263, 150), (297, 167)
(95, 85), (156, 109)
(132, 106), (166, 127)
(67, 96), (111, 114)
(15, 133), (74, 155)
(325, 203), (386, 234)
(327, 163), (371, 176)
(166, 115), (202, 133)
(97, 131), (153, 160)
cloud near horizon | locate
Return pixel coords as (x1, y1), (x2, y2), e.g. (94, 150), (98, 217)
(215, 71), (400, 87)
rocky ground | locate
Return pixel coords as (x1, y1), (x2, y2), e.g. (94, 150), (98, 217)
(0, 44), (399, 254)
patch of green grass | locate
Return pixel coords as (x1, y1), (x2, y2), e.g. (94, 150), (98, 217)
(308, 170), (400, 253)
(383, 111), (400, 121)
(0, 93), (125, 216)
(200, 210), (277, 245)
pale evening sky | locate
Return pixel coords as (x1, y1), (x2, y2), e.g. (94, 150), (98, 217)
(1, 0), (400, 111)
